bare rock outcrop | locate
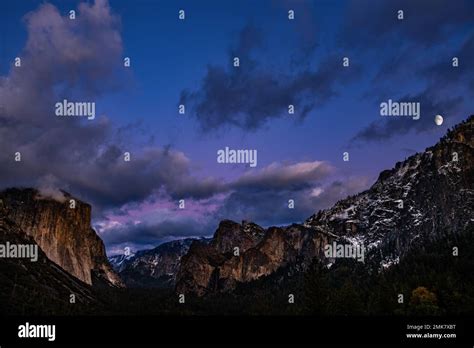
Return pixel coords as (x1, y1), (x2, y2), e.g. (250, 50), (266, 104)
(0, 188), (122, 287)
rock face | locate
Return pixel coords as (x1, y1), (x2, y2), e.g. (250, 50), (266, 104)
(176, 115), (474, 296)
(0, 199), (101, 314)
(109, 252), (136, 273)
(0, 188), (122, 287)
(305, 115), (474, 268)
(211, 220), (265, 254)
(110, 238), (198, 288)
(176, 221), (333, 296)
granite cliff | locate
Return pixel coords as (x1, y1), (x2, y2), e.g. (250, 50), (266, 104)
(0, 188), (122, 287)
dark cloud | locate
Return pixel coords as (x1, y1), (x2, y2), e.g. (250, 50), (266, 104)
(212, 161), (367, 226)
(351, 91), (463, 144)
(71, 146), (224, 208)
(342, 0), (474, 48)
(99, 218), (213, 252)
(216, 176), (371, 227)
(274, 0), (320, 66)
(346, 1), (474, 144)
(170, 176), (226, 201)
(180, 24), (360, 132)
(0, 1), (223, 214)
(420, 33), (474, 90)
(369, 46), (415, 92)
(233, 161), (334, 192)
(230, 23), (262, 60)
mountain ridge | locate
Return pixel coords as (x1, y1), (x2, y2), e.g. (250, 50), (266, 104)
(175, 115), (474, 295)
(109, 238), (201, 288)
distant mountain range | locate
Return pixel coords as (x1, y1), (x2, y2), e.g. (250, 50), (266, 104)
(109, 238), (208, 288)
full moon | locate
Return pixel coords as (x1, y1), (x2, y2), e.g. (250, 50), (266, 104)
(435, 114), (444, 126)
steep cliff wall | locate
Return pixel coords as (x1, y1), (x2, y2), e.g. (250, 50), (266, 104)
(0, 188), (122, 287)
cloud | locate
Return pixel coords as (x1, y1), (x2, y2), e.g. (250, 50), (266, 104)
(0, 1), (223, 214)
(213, 160), (336, 225)
(99, 218), (212, 251)
(229, 23), (262, 62)
(233, 161), (334, 191)
(95, 188), (225, 251)
(70, 145), (225, 208)
(215, 175), (372, 227)
(351, 91), (463, 144)
(0, 1), (121, 197)
(420, 33), (474, 90)
(97, 159), (369, 250)
(36, 174), (67, 203)
(341, 0), (474, 48)
(180, 24), (360, 132)
(212, 161), (367, 226)
(344, 1), (474, 144)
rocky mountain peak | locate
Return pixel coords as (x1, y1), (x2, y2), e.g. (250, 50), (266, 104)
(211, 219), (266, 254)
(0, 188), (122, 287)
(306, 115), (473, 266)
(176, 115), (474, 296)
(109, 237), (201, 288)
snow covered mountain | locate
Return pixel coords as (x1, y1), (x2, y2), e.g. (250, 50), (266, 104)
(176, 115), (474, 296)
(109, 238), (207, 287)
(305, 115), (473, 269)
(109, 252), (136, 273)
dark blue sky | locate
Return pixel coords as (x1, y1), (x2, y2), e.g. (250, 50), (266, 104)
(1, 0), (473, 254)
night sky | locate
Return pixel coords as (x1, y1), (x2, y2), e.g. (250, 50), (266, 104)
(1, 0), (473, 254)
